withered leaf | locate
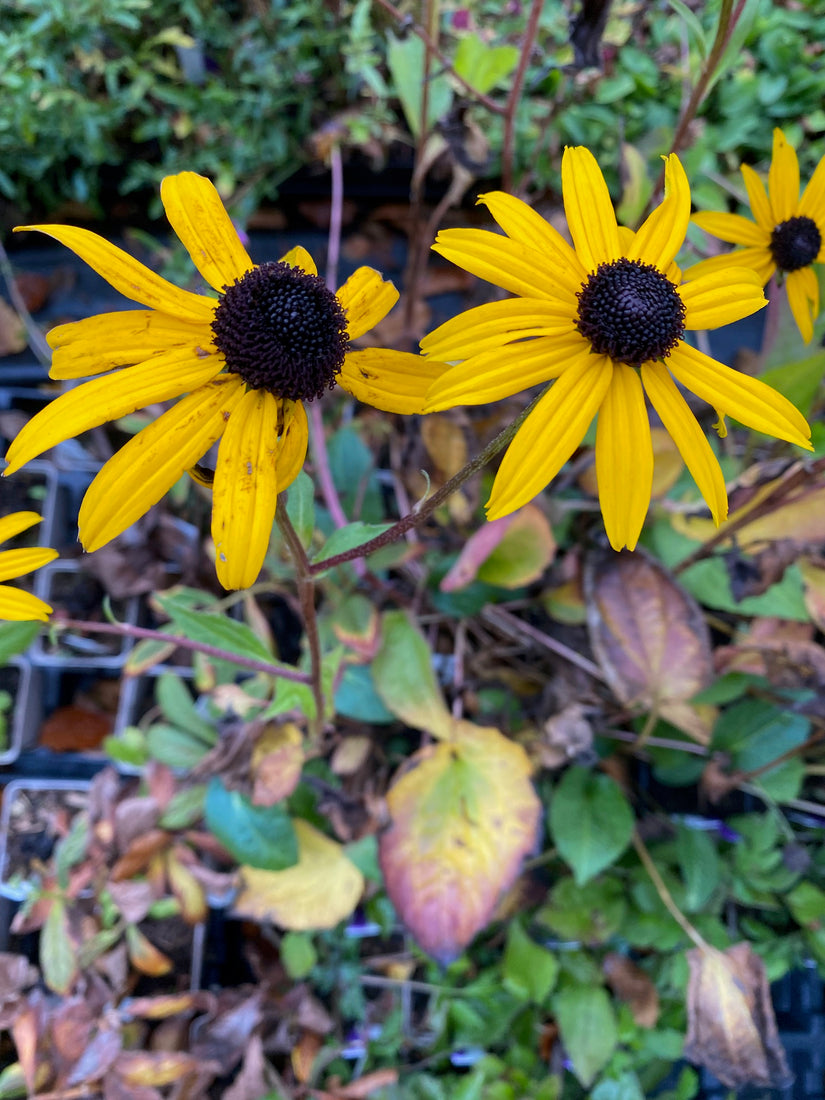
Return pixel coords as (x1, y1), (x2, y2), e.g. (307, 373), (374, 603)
(66, 1028), (122, 1086)
(585, 549), (714, 741)
(0, 952), (38, 1002)
(684, 942), (792, 1089)
(603, 952), (659, 1028)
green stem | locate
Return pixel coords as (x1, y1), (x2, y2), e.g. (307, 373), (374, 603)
(632, 830), (708, 950)
(308, 385), (549, 574)
(501, 0), (544, 194)
(276, 502), (325, 738)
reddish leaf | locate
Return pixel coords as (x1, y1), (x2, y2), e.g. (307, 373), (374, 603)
(585, 550), (714, 741)
(379, 720), (540, 962)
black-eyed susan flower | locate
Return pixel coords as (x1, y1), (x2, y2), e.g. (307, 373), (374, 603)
(688, 128), (825, 343)
(4, 173), (444, 590)
(420, 147), (812, 551)
(0, 512), (57, 621)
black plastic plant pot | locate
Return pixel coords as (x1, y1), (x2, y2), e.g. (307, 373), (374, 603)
(0, 778), (91, 902)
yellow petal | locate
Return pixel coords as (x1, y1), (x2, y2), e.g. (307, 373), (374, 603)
(0, 585), (52, 622)
(768, 128), (800, 225)
(13, 225), (215, 322)
(160, 172), (254, 293)
(486, 353), (613, 519)
(275, 400), (309, 490)
(798, 153), (825, 227)
(420, 297), (577, 360)
(740, 163), (774, 233)
(0, 547), (58, 583)
(680, 268), (767, 330)
(641, 361), (727, 524)
(280, 246), (317, 276)
(691, 212), (768, 248)
(627, 154), (690, 271)
(667, 342), (812, 449)
(432, 229), (571, 302)
(685, 247), (775, 286)
(595, 364), (653, 551)
(478, 191), (585, 288)
(78, 378), (245, 551)
(338, 349), (449, 414)
(336, 267), (398, 340)
(785, 267), (816, 344)
(3, 348), (225, 474)
(561, 145), (620, 272)
(0, 511), (42, 545)
(47, 311), (214, 379)
(212, 388), (281, 590)
(425, 333), (587, 411)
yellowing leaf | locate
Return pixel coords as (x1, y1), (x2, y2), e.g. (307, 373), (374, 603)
(684, 943), (792, 1089)
(441, 505), (555, 591)
(234, 820), (364, 930)
(586, 550), (714, 741)
(165, 849), (207, 924)
(251, 721), (304, 805)
(379, 720), (540, 962)
(125, 925), (173, 977)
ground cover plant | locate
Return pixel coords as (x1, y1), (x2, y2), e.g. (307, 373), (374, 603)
(1, 0), (825, 1096)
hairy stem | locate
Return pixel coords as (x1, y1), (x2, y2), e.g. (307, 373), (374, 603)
(632, 829), (708, 950)
(50, 617), (313, 683)
(502, 0), (544, 193)
(276, 502), (325, 736)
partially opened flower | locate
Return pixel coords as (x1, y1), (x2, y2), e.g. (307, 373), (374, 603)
(4, 173), (444, 589)
(0, 512), (57, 621)
(420, 147), (812, 550)
(688, 128), (825, 343)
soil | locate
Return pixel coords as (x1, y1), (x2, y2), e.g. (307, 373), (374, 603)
(0, 785), (89, 889)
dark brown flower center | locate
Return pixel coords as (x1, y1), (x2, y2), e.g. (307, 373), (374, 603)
(575, 257), (686, 365)
(211, 262), (349, 401)
(769, 215), (821, 273)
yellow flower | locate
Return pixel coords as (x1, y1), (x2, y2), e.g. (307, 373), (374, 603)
(688, 128), (825, 343)
(421, 147), (812, 550)
(4, 173), (444, 590)
(0, 512), (58, 621)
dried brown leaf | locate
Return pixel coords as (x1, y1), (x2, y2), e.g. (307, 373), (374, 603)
(684, 943), (792, 1089)
(603, 952), (659, 1028)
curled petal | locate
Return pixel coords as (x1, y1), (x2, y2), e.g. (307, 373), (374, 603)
(486, 354), (613, 519)
(740, 164), (774, 233)
(595, 364), (653, 551)
(275, 400), (309, 490)
(336, 268), (398, 340)
(160, 172), (254, 293)
(13, 225), (214, 322)
(628, 154), (690, 271)
(798, 154), (825, 229)
(785, 267), (817, 344)
(280, 246), (317, 276)
(478, 191), (584, 288)
(0, 512), (42, 545)
(78, 378), (245, 552)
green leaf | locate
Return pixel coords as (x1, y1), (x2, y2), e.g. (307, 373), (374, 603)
(204, 778), (298, 870)
(156, 672), (216, 742)
(502, 920), (558, 1003)
(386, 33), (453, 137)
(537, 876), (627, 942)
(280, 930), (317, 979)
(675, 826), (721, 912)
(159, 785), (207, 829)
(553, 985), (617, 1087)
(372, 610), (452, 738)
(549, 767), (634, 884)
(146, 723), (213, 769)
(285, 470), (315, 548)
(453, 35), (519, 95)
(591, 1074), (645, 1100)
(154, 594), (276, 665)
(41, 899), (76, 994)
(312, 521), (391, 568)
(103, 726), (148, 768)
(759, 349), (825, 418)
(713, 699), (809, 801)
(335, 663), (396, 724)
(0, 621), (39, 665)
